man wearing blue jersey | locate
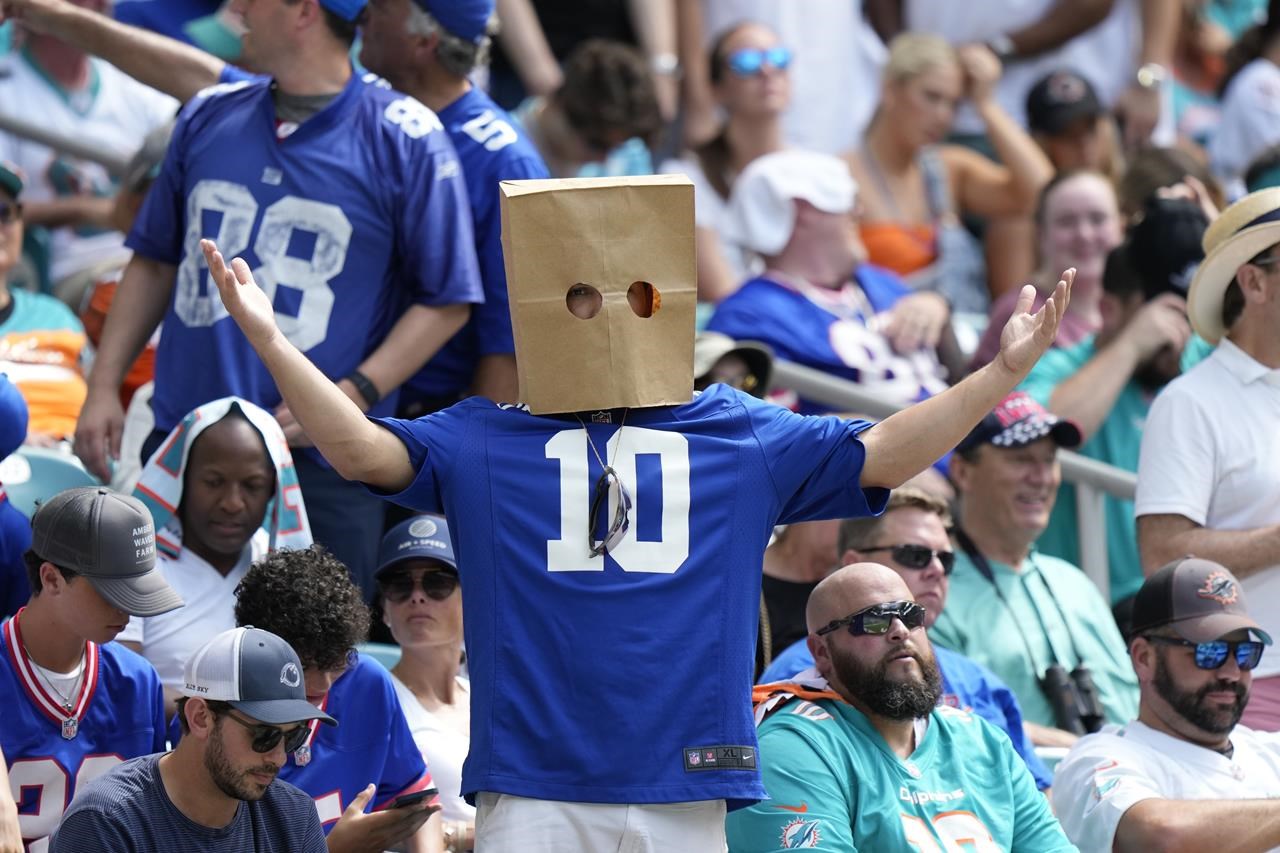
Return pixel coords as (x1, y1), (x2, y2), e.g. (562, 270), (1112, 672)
(729, 563), (1074, 852)
(360, 0), (549, 409)
(199, 168), (1071, 850)
(71, 0), (483, 593)
(232, 546), (441, 852)
(2, 486), (181, 849)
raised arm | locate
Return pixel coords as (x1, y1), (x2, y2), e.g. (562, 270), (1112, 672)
(0, 0), (225, 102)
(202, 240), (417, 492)
(859, 272), (1072, 488)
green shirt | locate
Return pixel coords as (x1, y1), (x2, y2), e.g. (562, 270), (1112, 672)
(1018, 334), (1213, 602)
(930, 549), (1138, 729)
(725, 699), (1075, 852)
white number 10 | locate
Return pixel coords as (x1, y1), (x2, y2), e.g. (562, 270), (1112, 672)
(544, 427), (690, 574)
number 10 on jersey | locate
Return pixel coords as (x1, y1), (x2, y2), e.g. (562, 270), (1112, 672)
(544, 427), (691, 574)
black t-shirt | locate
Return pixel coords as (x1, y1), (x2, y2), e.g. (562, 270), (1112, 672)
(50, 753), (326, 853)
(757, 574), (820, 678)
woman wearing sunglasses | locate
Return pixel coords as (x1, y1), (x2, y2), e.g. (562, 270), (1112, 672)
(663, 22), (791, 302)
(375, 515), (474, 853)
(845, 33), (1053, 320)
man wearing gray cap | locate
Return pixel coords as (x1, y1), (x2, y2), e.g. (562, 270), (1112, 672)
(1, 486), (181, 849)
(50, 626), (334, 851)
(1053, 558), (1280, 852)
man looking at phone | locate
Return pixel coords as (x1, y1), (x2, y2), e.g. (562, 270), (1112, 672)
(50, 627), (333, 852)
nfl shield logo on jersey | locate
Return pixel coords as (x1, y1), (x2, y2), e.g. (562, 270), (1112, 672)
(687, 750), (700, 766)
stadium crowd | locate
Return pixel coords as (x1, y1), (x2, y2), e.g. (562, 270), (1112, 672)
(1, 0), (1280, 850)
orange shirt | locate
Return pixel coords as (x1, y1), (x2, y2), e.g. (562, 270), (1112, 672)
(859, 222), (937, 278)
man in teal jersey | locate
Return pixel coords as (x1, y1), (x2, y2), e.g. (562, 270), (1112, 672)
(727, 563), (1075, 852)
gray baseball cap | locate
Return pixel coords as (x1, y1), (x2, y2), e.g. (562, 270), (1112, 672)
(30, 487), (183, 617)
(181, 627), (338, 727)
(1130, 557), (1272, 644)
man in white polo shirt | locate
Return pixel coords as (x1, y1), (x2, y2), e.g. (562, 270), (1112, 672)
(1136, 187), (1280, 730)
(1053, 558), (1280, 852)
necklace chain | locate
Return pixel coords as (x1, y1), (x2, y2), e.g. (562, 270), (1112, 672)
(574, 409), (630, 470)
(22, 641), (83, 713)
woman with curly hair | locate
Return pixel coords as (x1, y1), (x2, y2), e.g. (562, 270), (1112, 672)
(233, 546), (441, 853)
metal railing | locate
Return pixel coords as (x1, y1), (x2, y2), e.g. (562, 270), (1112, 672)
(770, 360), (1135, 600)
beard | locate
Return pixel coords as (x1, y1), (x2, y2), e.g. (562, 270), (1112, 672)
(831, 641), (944, 721)
(1133, 346), (1182, 392)
(1153, 651), (1248, 736)
(205, 721), (279, 802)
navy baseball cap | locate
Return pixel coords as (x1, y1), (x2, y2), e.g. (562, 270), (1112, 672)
(956, 392), (1082, 454)
(376, 514), (457, 579)
(1026, 70), (1103, 135)
(181, 627), (338, 726)
(414, 0), (492, 42)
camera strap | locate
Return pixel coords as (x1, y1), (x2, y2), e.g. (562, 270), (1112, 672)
(1025, 555), (1090, 670)
(954, 527), (1049, 675)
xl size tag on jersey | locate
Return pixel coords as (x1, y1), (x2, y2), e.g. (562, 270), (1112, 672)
(683, 745), (756, 771)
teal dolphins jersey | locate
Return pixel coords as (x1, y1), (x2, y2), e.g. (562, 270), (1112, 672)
(726, 698), (1076, 852)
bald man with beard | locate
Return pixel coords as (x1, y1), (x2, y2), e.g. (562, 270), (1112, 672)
(727, 564), (1074, 852)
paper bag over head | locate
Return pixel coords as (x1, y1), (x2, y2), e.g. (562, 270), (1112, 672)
(500, 175), (697, 414)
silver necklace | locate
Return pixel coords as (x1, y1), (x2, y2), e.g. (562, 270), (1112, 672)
(23, 641), (85, 739)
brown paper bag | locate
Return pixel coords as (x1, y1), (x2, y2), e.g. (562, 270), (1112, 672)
(500, 175), (696, 414)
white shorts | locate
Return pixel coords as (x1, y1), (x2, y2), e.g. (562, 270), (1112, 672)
(474, 792), (727, 852)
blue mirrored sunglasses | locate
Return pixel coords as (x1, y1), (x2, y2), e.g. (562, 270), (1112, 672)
(1145, 635), (1266, 670)
(726, 46), (793, 77)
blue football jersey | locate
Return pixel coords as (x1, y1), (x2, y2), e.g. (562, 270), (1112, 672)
(0, 492), (30, 619)
(2, 614), (166, 850)
(371, 384), (888, 806)
(404, 87), (548, 403)
(707, 268), (949, 415)
(128, 71), (482, 433)
(169, 653), (433, 833)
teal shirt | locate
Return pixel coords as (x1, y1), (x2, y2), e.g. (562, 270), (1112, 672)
(930, 550), (1138, 729)
(726, 699), (1075, 852)
(1018, 334), (1212, 603)
(0, 288), (83, 335)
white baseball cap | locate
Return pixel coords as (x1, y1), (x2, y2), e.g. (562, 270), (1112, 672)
(723, 150), (857, 256)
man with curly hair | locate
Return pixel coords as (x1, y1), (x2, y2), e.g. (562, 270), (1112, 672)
(231, 546), (440, 853)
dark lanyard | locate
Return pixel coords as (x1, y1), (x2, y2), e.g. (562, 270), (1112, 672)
(954, 528), (1087, 672)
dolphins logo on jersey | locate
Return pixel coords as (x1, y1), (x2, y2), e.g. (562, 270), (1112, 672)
(1197, 570), (1239, 606)
(780, 817), (822, 848)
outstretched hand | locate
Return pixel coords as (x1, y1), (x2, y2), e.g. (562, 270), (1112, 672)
(201, 239), (280, 351)
(996, 269), (1073, 378)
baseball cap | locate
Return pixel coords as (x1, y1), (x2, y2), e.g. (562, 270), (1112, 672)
(693, 332), (773, 398)
(30, 487), (183, 617)
(1125, 195), (1208, 301)
(181, 627), (338, 726)
(1130, 557), (1272, 644)
(1026, 70), (1103, 135)
(956, 391), (1082, 454)
(0, 161), (22, 200)
(0, 373), (28, 459)
(317, 0), (365, 22)
(414, 0), (492, 42)
(376, 514), (457, 580)
(723, 150), (857, 256)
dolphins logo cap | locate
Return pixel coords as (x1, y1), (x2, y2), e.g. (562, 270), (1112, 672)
(181, 627), (338, 726)
(30, 487), (183, 617)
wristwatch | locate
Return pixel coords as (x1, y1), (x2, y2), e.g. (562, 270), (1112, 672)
(987, 33), (1017, 63)
(650, 52), (682, 78)
(1135, 62), (1167, 90)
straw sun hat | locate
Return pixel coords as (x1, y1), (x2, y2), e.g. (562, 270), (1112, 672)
(1188, 187), (1280, 343)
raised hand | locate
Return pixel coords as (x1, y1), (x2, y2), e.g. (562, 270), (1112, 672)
(996, 269), (1073, 378)
(201, 239), (280, 351)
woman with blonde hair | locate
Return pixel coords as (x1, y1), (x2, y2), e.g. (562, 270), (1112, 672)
(845, 33), (1054, 319)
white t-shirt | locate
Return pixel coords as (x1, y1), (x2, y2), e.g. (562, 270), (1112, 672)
(1210, 58), (1280, 192)
(905, 0), (1149, 138)
(117, 531), (268, 688)
(1053, 720), (1280, 852)
(1135, 339), (1280, 677)
(700, 0), (886, 154)
(388, 671), (475, 823)
(0, 52), (177, 282)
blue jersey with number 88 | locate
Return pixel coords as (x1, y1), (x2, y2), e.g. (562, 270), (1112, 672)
(372, 384), (887, 806)
(128, 71), (482, 433)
